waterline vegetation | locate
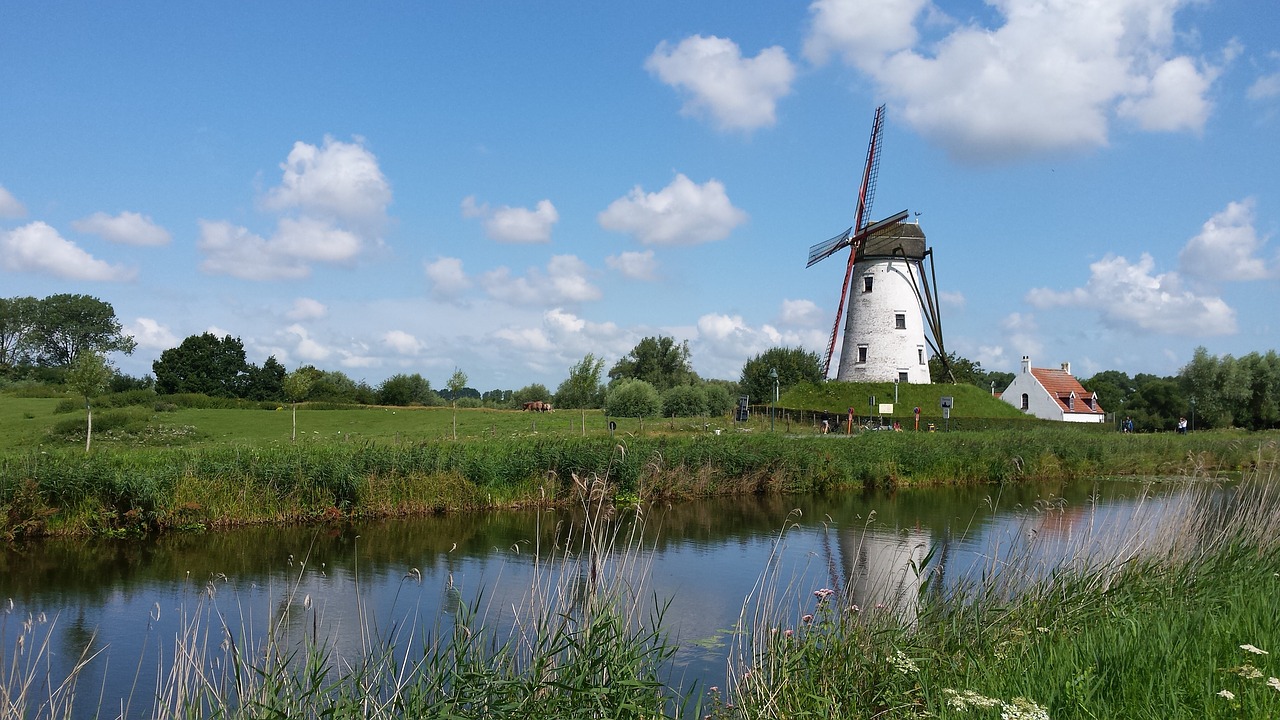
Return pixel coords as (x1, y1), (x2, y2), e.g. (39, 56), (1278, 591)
(4, 444), (1280, 718)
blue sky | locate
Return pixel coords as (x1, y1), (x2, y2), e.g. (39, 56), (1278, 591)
(2, 1), (1278, 391)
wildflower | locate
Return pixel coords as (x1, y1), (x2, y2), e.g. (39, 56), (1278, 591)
(1036, 626), (1049, 633)
(783, 629), (793, 638)
(1235, 664), (1263, 679)
(1241, 644), (1269, 655)
(1001, 697), (1050, 720)
(890, 649), (919, 674)
(802, 614), (814, 624)
(1269, 677), (1280, 692)
(944, 689), (1002, 711)
(813, 587), (836, 602)
(1218, 689), (1236, 700)
(707, 686), (719, 695)
(849, 604), (861, 613)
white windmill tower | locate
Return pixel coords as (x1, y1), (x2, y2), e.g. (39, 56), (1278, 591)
(806, 105), (949, 384)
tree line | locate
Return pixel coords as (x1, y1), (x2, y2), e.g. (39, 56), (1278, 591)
(6, 294), (1280, 430)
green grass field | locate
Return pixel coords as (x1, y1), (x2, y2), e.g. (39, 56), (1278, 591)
(0, 381), (1042, 454)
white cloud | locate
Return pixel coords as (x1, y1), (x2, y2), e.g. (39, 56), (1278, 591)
(605, 250), (658, 281)
(197, 220), (309, 280)
(199, 137), (391, 280)
(124, 317), (179, 350)
(72, 211), (171, 246)
(461, 195), (558, 243)
(692, 312), (827, 380)
(271, 216), (363, 263)
(424, 256), (473, 301)
(382, 330), (423, 355)
(804, 0), (1225, 162)
(0, 185), (26, 218)
(1116, 56), (1214, 132)
(263, 136), (391, 233)
(286, 297), (329, 320)
(939, 290), (966, 309)
(803, 0), (927, 69)
(646, 34), (796, 132)
(1248, 72), (1280, 101)
(285, 323), (331, 361)
(598, 173), (747, 245)
(0, 221), (136, 281)
(778, 298), (823, 326)
(481, 255), (601, 306)
(1026, 253), (1236, 335)
(1178, 199), (1273, 281)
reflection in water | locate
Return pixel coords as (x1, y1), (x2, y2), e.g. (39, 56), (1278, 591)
(1, 477), (1208, 717)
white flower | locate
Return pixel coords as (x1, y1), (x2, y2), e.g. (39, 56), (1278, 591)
(1241, 644), (1269, 655)
(1217, 689), (1236, 700)
(1268, 677), (1280, 692)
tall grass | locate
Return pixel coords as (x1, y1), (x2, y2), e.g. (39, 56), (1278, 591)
(2, 430), (1272, 538)
(721, 442), (1280, 718)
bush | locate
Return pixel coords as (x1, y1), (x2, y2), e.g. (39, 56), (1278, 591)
(702, 384), (733, 417)
(660, 384), (706, 417)
(604, 379), (662, 418)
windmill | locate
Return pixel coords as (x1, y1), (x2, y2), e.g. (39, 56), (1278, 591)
(807, 105), (950, 383)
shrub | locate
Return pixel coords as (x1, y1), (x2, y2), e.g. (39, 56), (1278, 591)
(605, 379), (662, 418)
(702, 384), (733, 417)
(661, 384), (706, 417)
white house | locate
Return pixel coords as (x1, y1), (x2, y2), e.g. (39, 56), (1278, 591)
(1001, 356), (1106, 423)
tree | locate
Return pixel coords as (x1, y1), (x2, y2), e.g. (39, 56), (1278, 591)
(377, 373), (434, 406)
(604, 378), (662, 418)
(512, 383), (552, 406)
(283, 369), (314, 442)
(0, 296), (40, 373)
(244, 356), (287, 401)
(31, 294), (136, 367)
(555, 353), (605, 409)
(153, 333), (250, 397)
(927, 351), (1013, 391)
(661, 384), (706, 417)
(740, 347), (823, 406)
(447, 368), (468, 440)
(1081, 370), (1136, 417)
(66, 351), (112, 452)
(608, 336), (697, 392)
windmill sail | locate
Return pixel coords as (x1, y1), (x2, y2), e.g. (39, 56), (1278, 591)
(807, 227), (853, 268)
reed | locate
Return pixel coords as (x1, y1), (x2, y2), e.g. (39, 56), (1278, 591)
(721, 442), (1280, 718)
(2, 431), (1273, 538)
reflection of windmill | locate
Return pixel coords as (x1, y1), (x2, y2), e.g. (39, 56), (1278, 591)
(807, 105), (949, 382)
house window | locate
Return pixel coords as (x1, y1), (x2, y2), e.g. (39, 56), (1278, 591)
(1068, 392), (1076, 411)
(863, 276), (873, 293)
(898, 371), (909, 383)
(918, 348), (925, 364)
(894, 313), (906, 330)
(857, 345), (868, 363)
(1020, 393), (1029, 410)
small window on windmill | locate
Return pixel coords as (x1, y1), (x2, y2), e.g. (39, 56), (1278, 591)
(898, 371), (909, 383)
(894, 313), (906, 330)
(863, 275), (873, 293)
(918, 347), (925, 364)
(857, 345), (868, 363)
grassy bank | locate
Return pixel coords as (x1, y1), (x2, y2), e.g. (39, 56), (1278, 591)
(1, 427), (1275, 538)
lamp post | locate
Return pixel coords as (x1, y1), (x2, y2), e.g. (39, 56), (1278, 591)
(769, 367), (778, 432)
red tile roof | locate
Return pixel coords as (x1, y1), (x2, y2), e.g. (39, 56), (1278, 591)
(1030, 368), (1105, 415)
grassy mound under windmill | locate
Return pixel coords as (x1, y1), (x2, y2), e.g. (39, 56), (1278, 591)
(780, 381), (1051, 430)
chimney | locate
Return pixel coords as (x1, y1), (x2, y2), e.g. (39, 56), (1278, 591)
(1061, 361), (1071, 375)
(1021, 355), (1031, 374)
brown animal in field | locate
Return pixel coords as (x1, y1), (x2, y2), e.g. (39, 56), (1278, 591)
(522, 401), (549, 412)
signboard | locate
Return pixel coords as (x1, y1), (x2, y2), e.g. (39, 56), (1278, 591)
(939, 396), (954, 409)
(878, 403), (894, 415)
(942, 407), (951, 420)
